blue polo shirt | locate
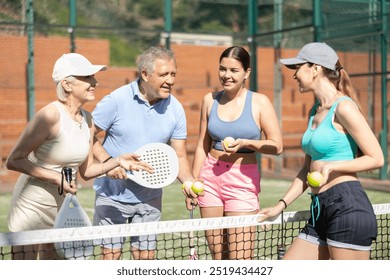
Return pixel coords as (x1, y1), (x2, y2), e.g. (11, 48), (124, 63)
(92, 80), (186, 203)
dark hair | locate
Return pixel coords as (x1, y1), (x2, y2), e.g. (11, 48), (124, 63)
(219, 46), (250, 71)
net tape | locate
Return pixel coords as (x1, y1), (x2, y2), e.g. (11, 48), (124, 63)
(1, 203), (389, 246)
(0, 210), (306, 247)
(0, 203), (389, 259)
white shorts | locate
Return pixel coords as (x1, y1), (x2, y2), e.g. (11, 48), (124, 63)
(8, 174), (64, 232)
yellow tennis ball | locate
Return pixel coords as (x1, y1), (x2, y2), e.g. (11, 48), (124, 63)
(182, 180), (193, 191)
(307, 171), (323, 188)
(191, 181), (205, 195)
(223, 137), (235, 149)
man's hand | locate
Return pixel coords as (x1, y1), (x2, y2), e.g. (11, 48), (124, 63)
(105, 166), (128, 179)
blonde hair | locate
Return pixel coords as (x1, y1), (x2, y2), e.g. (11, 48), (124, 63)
(56, 76), (76, 101)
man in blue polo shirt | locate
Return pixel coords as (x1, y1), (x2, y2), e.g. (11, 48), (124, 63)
(91, 46), (195, 260)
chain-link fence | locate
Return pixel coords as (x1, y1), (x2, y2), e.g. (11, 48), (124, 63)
(0, 0), (389, 183)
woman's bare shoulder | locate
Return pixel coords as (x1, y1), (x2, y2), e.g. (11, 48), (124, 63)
(251, 91), (272, 105)
(35, 102), (60, 125)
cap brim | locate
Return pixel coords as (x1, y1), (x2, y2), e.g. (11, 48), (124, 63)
(280, 58), (307, 69)
(73, 65), (107, 77)
(91, 65), (107, 73)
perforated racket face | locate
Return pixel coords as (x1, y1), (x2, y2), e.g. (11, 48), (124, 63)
(58, 239), (94, 260)
(54, 194), (93, 260)
(60, 217), (90, 227)
(129, 143), (179, 189)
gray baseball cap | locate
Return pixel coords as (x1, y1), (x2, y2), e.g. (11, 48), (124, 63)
(280, 42), (339, 70)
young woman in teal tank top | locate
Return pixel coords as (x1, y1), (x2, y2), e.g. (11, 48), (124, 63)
(259, 42), (384, 260)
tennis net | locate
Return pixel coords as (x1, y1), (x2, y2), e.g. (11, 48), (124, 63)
(0, 203), (389, 260)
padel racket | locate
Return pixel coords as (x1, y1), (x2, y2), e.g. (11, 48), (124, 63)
(189, 201), (198, 260)
(54, 169), (93, 260)
(122, 143), (179, 189)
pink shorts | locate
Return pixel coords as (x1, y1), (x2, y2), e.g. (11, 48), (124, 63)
(198, 154), (260, 212)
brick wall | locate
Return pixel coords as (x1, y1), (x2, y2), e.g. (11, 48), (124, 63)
(0, 35), (388, 185)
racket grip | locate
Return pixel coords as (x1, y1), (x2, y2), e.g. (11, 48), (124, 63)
(277, 245), (286, 260)
(63, 167), (72, 183)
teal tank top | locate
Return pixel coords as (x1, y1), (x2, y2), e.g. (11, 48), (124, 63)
(301, 96), (357, 161)
(208, 90), (261, 153)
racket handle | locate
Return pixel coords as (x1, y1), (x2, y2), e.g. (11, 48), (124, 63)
(277, 245), (286, 260)
(63, 167), (72, 183)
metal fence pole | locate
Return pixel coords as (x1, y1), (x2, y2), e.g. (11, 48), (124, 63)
(274, 0), (283, 174)
(313, 0), (322, 42)
(164, 0), (172, 50)
(248, 0), (261, 172)
(26, 0), (34, 120)
(248, 0), (258, 93)
(380, 0), (388, 179)
(69, 0), (76, 52)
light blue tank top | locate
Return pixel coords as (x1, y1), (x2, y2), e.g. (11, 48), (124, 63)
(301, 96), (357, 161)
(207, 91), (261, 153)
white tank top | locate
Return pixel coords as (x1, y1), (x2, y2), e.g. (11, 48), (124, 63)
(28, 101), (90, 178)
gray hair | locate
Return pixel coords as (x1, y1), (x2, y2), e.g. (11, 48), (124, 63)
(56, 76), (76, 101)
(136, 46), (176, 77)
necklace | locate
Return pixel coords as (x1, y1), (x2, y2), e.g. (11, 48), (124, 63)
(68, 109), (83, 129)
(75, 115), (84, 129)
(68, 109), (84, 129)
(59, 101), (84, 129)
(76, 117), (83, 129)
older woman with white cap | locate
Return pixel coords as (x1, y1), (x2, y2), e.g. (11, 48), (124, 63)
(259, 42), (384, 260)
(5, 53), (152, 259)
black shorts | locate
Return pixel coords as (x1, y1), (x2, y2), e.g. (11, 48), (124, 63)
(298, 181), (377, 251)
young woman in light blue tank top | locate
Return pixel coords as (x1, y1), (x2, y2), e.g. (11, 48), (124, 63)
(259, 42), (384, 260)
(192, 46), (283, 260)
(208, 90), (261, 153)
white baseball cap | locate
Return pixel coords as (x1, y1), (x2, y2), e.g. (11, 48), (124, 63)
(52, 53), (107, 83)
(280, 42), (339, 70)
